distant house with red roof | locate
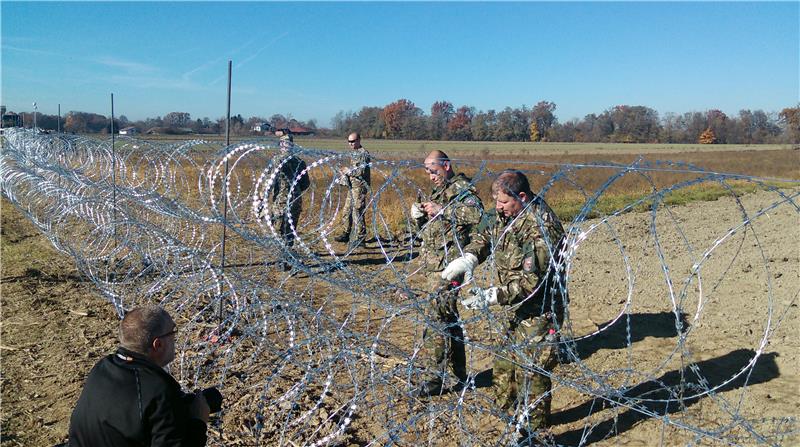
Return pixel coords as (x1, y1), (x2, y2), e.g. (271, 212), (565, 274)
(251, 123), (314, 136)
(287, 126), (314, 136)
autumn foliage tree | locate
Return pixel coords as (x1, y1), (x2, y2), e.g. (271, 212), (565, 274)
(705, 109), (729, 143)
(381, 99), (422, 139)
(444, 106), (473, 140)
(429, 101), (454, 140)
(64, 112), (111, 133)
(699, 127), (717, 144)
(21, 98), (796, 143)
(609, 105), (660, 142)
(531, 101), (557, 141)
(529, 122), (541, 142)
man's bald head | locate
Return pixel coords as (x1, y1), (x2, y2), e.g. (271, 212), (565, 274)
(423, 150), (454, 187)
(424, 150), (449, 166)
(347, 132), (362, 149)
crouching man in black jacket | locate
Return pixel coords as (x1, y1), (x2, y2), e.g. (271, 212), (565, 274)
(68, 306), (210, 446)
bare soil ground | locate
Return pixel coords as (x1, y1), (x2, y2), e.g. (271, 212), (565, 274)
(1, 187), (798, 446)
(1, 200), (119, 445)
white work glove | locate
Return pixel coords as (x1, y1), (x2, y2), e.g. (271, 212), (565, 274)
(461, 287), (498, 310)
(410, 203), (425, 219)
(441, 253), (478, 281)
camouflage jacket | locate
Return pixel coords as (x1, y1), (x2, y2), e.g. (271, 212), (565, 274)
(267, 150), (310, 207)
(413, 173), (483, 273)
(344, 147), (371, 191)
(465, 196), (565, 314)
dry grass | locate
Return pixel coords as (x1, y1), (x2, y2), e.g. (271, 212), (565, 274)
(102, 139), (800, 233)
(300, 138), (795, 156)
(359, 146), (799, 228)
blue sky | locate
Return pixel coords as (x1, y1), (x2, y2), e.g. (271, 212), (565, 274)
(2, 2), (798, 127)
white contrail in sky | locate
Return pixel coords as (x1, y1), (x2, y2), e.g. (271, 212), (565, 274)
(209, 31), (290, 86)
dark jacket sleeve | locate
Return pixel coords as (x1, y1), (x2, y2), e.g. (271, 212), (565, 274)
(148, 382), (208, 447)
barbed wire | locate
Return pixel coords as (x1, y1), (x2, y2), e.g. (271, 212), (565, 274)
(2, 128), (798, 446)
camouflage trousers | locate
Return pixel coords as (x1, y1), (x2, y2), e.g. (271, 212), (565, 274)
(340, 186), (368, 240)
(493, 314), (557, 431)
(269, 201), (302, 247)
(421, 273), (467, 384)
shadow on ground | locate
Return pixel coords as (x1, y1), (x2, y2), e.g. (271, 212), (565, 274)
(552, 348), (780, 444)
(572, 311), (690, 360)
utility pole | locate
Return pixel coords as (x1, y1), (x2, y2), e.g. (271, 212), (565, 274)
(219, 60), (232, 324)
(111, 93), (117, 246)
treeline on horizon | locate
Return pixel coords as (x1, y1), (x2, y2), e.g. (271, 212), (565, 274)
(3, 100), (799, 144)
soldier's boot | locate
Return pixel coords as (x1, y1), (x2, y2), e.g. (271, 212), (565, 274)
(528, 374), (552, 428)
(449, 327), (470, 392)
(515, 431), (535, 447)
(451, 371), (472, 393)
(555, 334), (576, 364)
(348, 237), (366, 250)
(416, 379), (445, 398)
(516, 395), (552, 446)
(277, 261), (292, 272)
(346, 227), (367, 249)
(517, 426), (558, 447)
(418, 328), (445, 398)
(516, 429), (551, 447)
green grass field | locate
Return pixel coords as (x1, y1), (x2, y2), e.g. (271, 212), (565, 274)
(138, 134), (793, 154)
(297, 138), (795, 156)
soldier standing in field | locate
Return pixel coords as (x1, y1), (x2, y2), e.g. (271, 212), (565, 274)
(334, 132), (371, 249)
(441, 170), (566, 442)
(263, 130), (310, 267)
(410, 150), (483, 397)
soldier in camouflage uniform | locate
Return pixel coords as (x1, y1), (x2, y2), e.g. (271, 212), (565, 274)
(334, 132), (371, 248)
(410, 150), (483, 397)
(264, 131), (310, 253)
(441, 170), (566, 437)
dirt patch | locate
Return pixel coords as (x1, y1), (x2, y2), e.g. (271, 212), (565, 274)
(1, 200), (118, 445)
